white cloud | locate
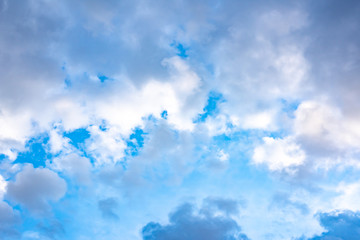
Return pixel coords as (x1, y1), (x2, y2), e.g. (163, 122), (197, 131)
(86, 125), (127, 166)
(217, 149), (229, 162)
(48, 128), (70, 154)
(252, 137), (306, 172)
(295, 101), (360, 156)
(333, 181), (360, 212)
(241, 111), (276, 130)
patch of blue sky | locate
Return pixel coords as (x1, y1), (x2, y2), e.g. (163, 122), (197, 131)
(17, 201), (72, 239)
(181, 152), (275, 203)
(196, 91), (225, 122)
(14, 135), (51, 168)
(62, 128), (96, 165)
(64, 77), (71, 88)
(61, 63), (71, 89)
(63, 128), (90, 151)
(320, 166), (360, 187)
(161, 110), (168, 120)
(14, 215), (39, 238)
(125, 127), (146, 157)
(98, 74), (110, 83)
(170, 41), (189, 58)
(212, 129), (264, 148)
(280, 98), (300, 119)
(187, 129), (274, 191)
(97, 120), (109, 132)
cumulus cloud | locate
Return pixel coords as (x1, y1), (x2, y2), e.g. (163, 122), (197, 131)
(142, 199), (249, 240)
(6, 165), (66, 214)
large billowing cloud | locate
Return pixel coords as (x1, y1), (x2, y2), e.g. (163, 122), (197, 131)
(142, 198), (249, 240)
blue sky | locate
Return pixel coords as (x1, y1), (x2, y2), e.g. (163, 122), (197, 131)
(1, 0), (360, 239)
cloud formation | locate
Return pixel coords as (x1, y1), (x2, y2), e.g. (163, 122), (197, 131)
(6, 165), (66, 214)
(307, 210), (360, 240)
(142, 198), (249, 240)
(0, 0), (360, 239)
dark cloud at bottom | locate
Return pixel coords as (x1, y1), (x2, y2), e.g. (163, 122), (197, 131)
(303, 210), (360, 240)
(141, 198), (249, 240)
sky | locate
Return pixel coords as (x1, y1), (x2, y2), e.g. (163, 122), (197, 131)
(0, 0), (360, 239)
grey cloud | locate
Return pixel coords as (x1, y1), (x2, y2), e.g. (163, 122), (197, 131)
(0, 0), (359, 185)
(98, 197), (119, 219)
(0, 201), (20, 239)
(306, 210), (360, 240)
(119, 121), (196, 190)
(51, 153), (92, 185)
(292, 0), (360, 149)
(270, 192), (309, 215)
(142, 199), (249, 240)
(0, 0), (66, 108)
(6, 165), (66, 214)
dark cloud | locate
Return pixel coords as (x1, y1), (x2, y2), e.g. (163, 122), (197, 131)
(307, 210), (360, 240)
(141, 199), (249, 240)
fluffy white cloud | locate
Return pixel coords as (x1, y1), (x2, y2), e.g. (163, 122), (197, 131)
(252, 137), (306, 172)
(294, 100), (360, 171)
(295, 101), (360, 150)
(241, 111), (277, 130)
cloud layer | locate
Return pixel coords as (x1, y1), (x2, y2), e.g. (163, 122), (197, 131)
(0, 0), (360, 239)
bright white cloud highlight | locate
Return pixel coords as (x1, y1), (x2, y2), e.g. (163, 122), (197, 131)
(0, 174), (6, 199)
(252, 137), (306, 171)
(295, 101), (360, 155)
